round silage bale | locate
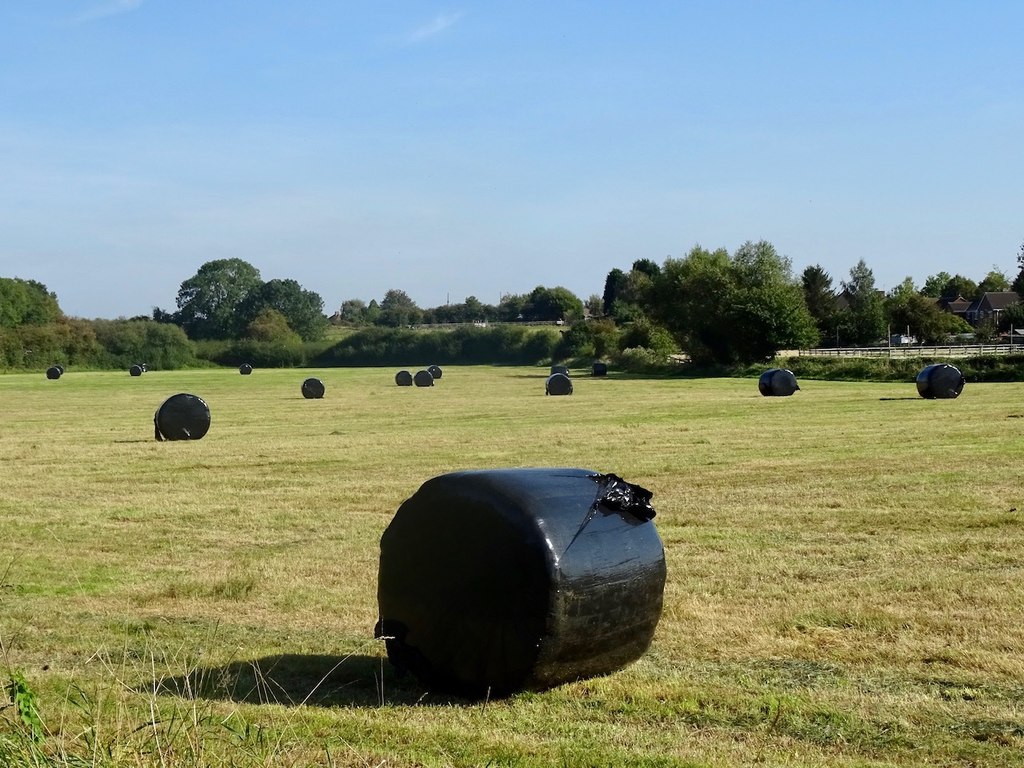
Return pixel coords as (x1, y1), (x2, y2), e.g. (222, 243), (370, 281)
(154, 393), (211, 441)
(427, 365), (443, 380)
(758, 368), (800, 396)
(916, 363), (965, 399)
(46, 366), (62, 380)
(376, 467), (666, 697)
(413, 370), (434, 387)
(129, 364), (143, 377)
(239, 363), (253, 375)
(550, 364), (569, 376)
(395, 370), (414, 386)
(592, 361), (608, 377)
(545, 372), (573, 396)
(301, 377), (325, 399)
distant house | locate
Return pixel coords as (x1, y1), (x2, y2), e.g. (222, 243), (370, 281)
(936, 295), (971, 322)
(964, 292), (1020, 325)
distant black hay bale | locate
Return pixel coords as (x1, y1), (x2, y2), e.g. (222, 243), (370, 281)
(545, 372), (573, 396)
(239, 363), (253, 375)
(376, 467), (666, 697)
(302, 377), (326, 399)
(395, 370), (414, 386)
(129, 364), (144, 377)
(414, 370), (435, 387)
(154, 393), (211, 441)
(592, 361), (608, 377)
(916, 363), (965, 399)
(550, 364), (569, 376)
(427, 365), (443, 379)
(758, 368), (800, 397)
(45, 366), (62, 380)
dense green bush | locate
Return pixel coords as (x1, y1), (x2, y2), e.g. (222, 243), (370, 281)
(553, 319), (621, 362)
(0, 319), (103, 370)
(193, 338), (307, 368)
(91, 319), (197, 370)
(312, 325), (559, 366)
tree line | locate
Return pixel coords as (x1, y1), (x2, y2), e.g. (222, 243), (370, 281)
(2, 241), (1023, 371)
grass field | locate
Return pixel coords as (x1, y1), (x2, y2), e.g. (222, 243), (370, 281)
(1, 365), (1022, 767)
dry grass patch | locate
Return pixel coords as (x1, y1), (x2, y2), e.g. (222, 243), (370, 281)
(1, 367), (1023, 766)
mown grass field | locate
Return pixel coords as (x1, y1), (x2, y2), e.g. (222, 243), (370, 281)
(1, 365), (1022, 767)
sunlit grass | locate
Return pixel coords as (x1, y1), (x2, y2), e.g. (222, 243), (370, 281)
(1, 366), (1022, 766)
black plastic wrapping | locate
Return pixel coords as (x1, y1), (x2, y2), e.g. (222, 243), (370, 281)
(550, 364), (569, 376)
(545, 372), (573, 396)
(46, 366), (62, 380)
(592, 361), (608, 377)
(414, 370), (435, 387)
(129, 364), (143, 377)
(395, 370), (413, 386)
(428, 365), (443, 379)
(154, 393), (211, 441)
(758, 368), (800, 397)
(239, 363), (253, 375)
(302, 378), (325, 399)
(916, 363), (965, 399)
(376, 467), (666, 697)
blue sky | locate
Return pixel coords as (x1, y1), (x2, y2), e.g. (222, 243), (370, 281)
(1, 1), (1022, 319)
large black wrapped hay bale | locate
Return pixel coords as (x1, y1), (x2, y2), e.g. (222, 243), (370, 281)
(550, 364), (569, 376)
(239, 363), (253, 375)
(592, 361), (608, 377)
(916, 363), (965, 399)
(301, 377), (325, 399)
(758, 368), (800, 397)
(154, 393), (211, 441)
(428, 365), (443, 380)
(395, 370), (413, 386)
(414, 370), (435, 387)
(376, 468), (666, 697)
(46, 366), (62, 380)
(545, 372), (573, 396)
(129, 364), (143, 377)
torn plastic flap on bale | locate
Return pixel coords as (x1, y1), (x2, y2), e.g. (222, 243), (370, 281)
(593, 473), (656, 521)
(562, 473), (656, 556)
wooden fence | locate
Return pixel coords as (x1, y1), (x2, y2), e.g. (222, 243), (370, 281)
(786, 344), (1021, 359)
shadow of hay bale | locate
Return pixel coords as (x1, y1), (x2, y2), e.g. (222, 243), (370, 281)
(152, 653), (438, 708)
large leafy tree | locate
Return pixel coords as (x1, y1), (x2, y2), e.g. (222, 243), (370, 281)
(648, 242), (818, 364)
(728, 241), (819, 362)
(236, 278), (327, 341)
(379, 289), (422, 327)
(801, 265), (837, 346)
(942, 274), (980, 300)
(1012, 241), (1024, 295)
(244, 308), (302, 344)
(601, 268), (628, 316)
(522, 286), (584, 322)
(922, 272), (979, 300)
(921, 272), (953, 297)
(838, 259), (886, 345)
(0, 278), (62, 328)
(174, 258), (262, 339)
(978, 268), (1010, 294)
(648, 246), (733, 364)
(886, 279), (970, 344)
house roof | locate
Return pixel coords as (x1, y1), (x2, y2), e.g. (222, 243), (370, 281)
(978, 291), (1021, 311)
(967, 292), (1021, 314)
(936, 295), (971, 313)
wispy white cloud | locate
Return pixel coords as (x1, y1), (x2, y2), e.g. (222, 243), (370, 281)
(71, 0), (145, 25)
(406, 11), (463, 44)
